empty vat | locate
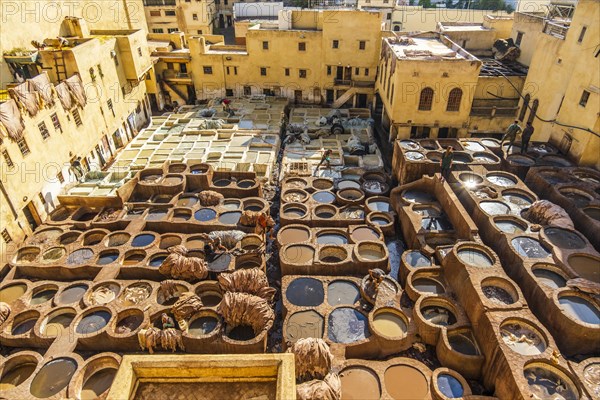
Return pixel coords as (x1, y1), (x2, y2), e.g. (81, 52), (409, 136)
(457, 248), (493, 267)
(0, 362), (36, 391)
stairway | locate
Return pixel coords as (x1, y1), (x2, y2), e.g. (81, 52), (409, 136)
(331, 87), (357, 109)
(160, 79), (188, 104)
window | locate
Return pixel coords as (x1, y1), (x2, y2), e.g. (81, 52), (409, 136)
(298, 42), (306, 51)
(193, 13), (198, 20)
(226, 66), (230, 75)
(285, 68), (290, 76)
(137, 47), (142, 57)
(114, 55), (119, 67)
(51, 113), (61, 132)
(387, 13), (391, 20)
(38, 122), (50, 139)
(527, 99), (539, 124)
(516, 31), (524, 46)
(167, 62), (174, 70)
(262, 41), (269, 50)
(89, 67), (96, 82)
(365, 68), (369, 76)
(234, 67), (238, 75)
(2, 150), (14, 169)
(165, 10), (176, 16)
(332, 40), (339, 49)
(519, 93), (530, 121)
(38, 192), (46, 204)
(72, 109), (82, 126)
(359, 41), (366, 50)
(203, 66), (213, 74)
(243, 86), (251, 96)
(327, 66), (332, 75)
(97, 64), (103, 78)
(418, 87), (434, 111)
(355, 67), (359, 75)
(152, 28), (164, 33)
(17, 138), (30, 156)
(197, 30), (203, 34)
(580, 90), (590, 107)
(578, 26), (587, 43)
(1, 229), (11, 244)
(150, 10), (161, 16)
(57, 172), (65, 183)
(107, 99), (115, 117)
(446, 88), (462, 112)
(299, 69), (307, 78)
(224, 0), (228, 4)
(260, 67), (267, 76)
(225, 89), (234, 97)
(168, 28), (178, 33)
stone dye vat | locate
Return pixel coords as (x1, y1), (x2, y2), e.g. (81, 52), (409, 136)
(450, 168), (600, 356)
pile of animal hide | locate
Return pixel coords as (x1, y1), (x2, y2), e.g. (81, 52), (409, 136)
(171, 292), (204, 331)
(89, 286), (117, 305)
(203, 230), (246, 250)
(0, 302), (10, 325)
(521, 200), (574, 229)
(159, 245), (208, 280)
(218, 268), (276, 301)
(160, 280), (181, 303)
(198, 190), (224, 207)
(217, 292), (274, 335)
(289, 338), (341, 400)
(138, 326), (184, 353)
(122, 284), (151, 305)
(239, 210), (275, 228)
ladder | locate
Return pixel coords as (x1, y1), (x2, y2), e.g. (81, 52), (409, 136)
(53, 51), (67, 81)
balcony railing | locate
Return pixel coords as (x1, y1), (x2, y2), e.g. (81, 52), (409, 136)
(470, 106), (518, 118)
(144, 0), (176, 6)
(543, 21), (569, 40)
(162, 70), (192, 81)
(334, 79), (375, 88)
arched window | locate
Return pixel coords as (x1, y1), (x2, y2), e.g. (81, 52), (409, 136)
(418, 87), (434, 111)
(393, 26), (400, 31)
(446, 88), (462, 112)
(519, 93), (530, 121)
(527, 99), (539, 124)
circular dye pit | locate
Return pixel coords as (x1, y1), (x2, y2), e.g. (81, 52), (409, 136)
(282, 205), (307, 219)
(338, 188), (364, 203)
(399, 140), (419, 150)
(60, 232), (80, 245)
(97, 251), (119, 265)
(106, 233), (130, 247)
(533, 267), (567, 289)
(43, 312), (75, 337)
(188, 316), (219, 336)
(115, 312), (144, 335)
(31, 289), (56, 305)
(583, 207), (600, 222)
(340, 207), (364, 220)
(482, 139), (500, 148)
(244, 200), (265, 212)
(568, 255), (600, 283)
(315, 205), (337, 219)
(437, 374), (464, 398)
(286, 178), (308, 188)
(0, 283), (27, 304)
(357, 243), (386, 261)
(421, 306), (457, 326)
(500, 321), (546, 355)
(362, 180), (388, 195)
(122, 251), (146, 266)
(327, 281), (360, 306)
(405, 151), (424, 161)
(413, 278), (445, 294)
(340, 367), (381, 400)
(385, 365), (428, 400)
(58, 284), (88, 304)
(405, 251), (432, 267)
(146, 209), (167, 220)
(207, 253), (232, 272)
(507, 154), (536, 166)
(459, 173), (483, 188)
(504, 192), (533, 209)
(80, 368), (117, 400)
(372, 310), (407, 339)
(312, 179), (334, 190)
(312, 191), (336, 204)
(218, 211), (241, 225)
(559, 188), (592, 207)
(320, 247), (347, 263)
(76, 310), (111, 334)
(452, 153), (471, 164)
(457, 249), (493, 267)
(545, 228), (586, 250)
(473, 153), (498, 163)
(559, 295), (600, 325)
(512, 237), (551, 258)
(148, 254), (167, 268)
(12, 316), (37, 335)
(402, 190), (435, 204)
(282, 190), (308, 203)
(279, 227), (310, 245)
(480, 201), (511, 216)
(213, 179), (231, 187)
(67, 248), (94, 264)
(367, 200), (392, 212)
(237, 179), (255, 189)
(317, 232), (348, 245)
(487, 174), (516, 187)
(223, 200), (241, 211)
(351, 227), (380, 242)
(0, 363), (37, 391)
(495, 219), (526, 234)
(30, 358), (78, 398)
(448, 332), (480, 356)
(226, 325), (256, 341)
(194, 208), (217, 222)
(482, 285), (515, 305)
(338, 180), (361, 190)
(89, 284), (119, 305)
(41, 247), (65, 263)
(286, 278), (324, 306)
(285, 310), (324, 343)
(463, 141), (485, 152)
(132, 234), (155, 247)
(328, 308), (370, 343)
(523, 366), (578, 400)
(284, 245), (315, 264)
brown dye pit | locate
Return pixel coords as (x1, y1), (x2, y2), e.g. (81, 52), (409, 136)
(567, 255), (600, 284)
(351, 227), (379, 242)
(285, 310), (324, 343)
(116, 314), (144, 334)
(134, 381), (276, 400)
(58, 284), (88, 304)
(0, 283), (27, 304)
(80, 368), (117, 400)
(30, 358), (78, 398)
(413, 278), (444, 294)
(340, 367), (381, 400)
(284, 245), (314, 264)
(0, 363), (37, 391)
(372, 311), (407, 338)
(449, 332), (480, 355)
(583, 207), (600, 221)
(384, 365), (428, 400)
(43, 313), (75, 337)
(31, 289), (57, 305)
(279, 228), (310, 245)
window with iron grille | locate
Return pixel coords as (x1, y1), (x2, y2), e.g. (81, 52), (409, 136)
(446, 88), (462, 112)
(152, 28), (164, 33)
(193, 13), (198, 20)
(359, 41), (366, 50)
(332, 40), (339, 49)
(418, 87), (434, 111)
(38, 122), (50, 139)
(299, 69), (307, 78)
(165, 10), (176, 16)
(262, 41), (269, 50)
(137, 47), (142, 57)
(107, 99), (115, 117)
(365, 68), (369, 76)
(17, 138), (30, 156)
(168, 28), (178, 33)
(260, 67), (267, 76)
(1, 229), (11, 244)
(285, 68), (290, 76)
(298, 42), (306, 51)
(2, 150), (13, 168)
(580, 90), (590, 107)
(203, 66), (213, 74)
(150, 10), (161, 16)
(72, 109), (82, 126)
(327, 66), (331, 76)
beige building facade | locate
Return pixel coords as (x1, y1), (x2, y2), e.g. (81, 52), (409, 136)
(143, 0), (217, 35)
